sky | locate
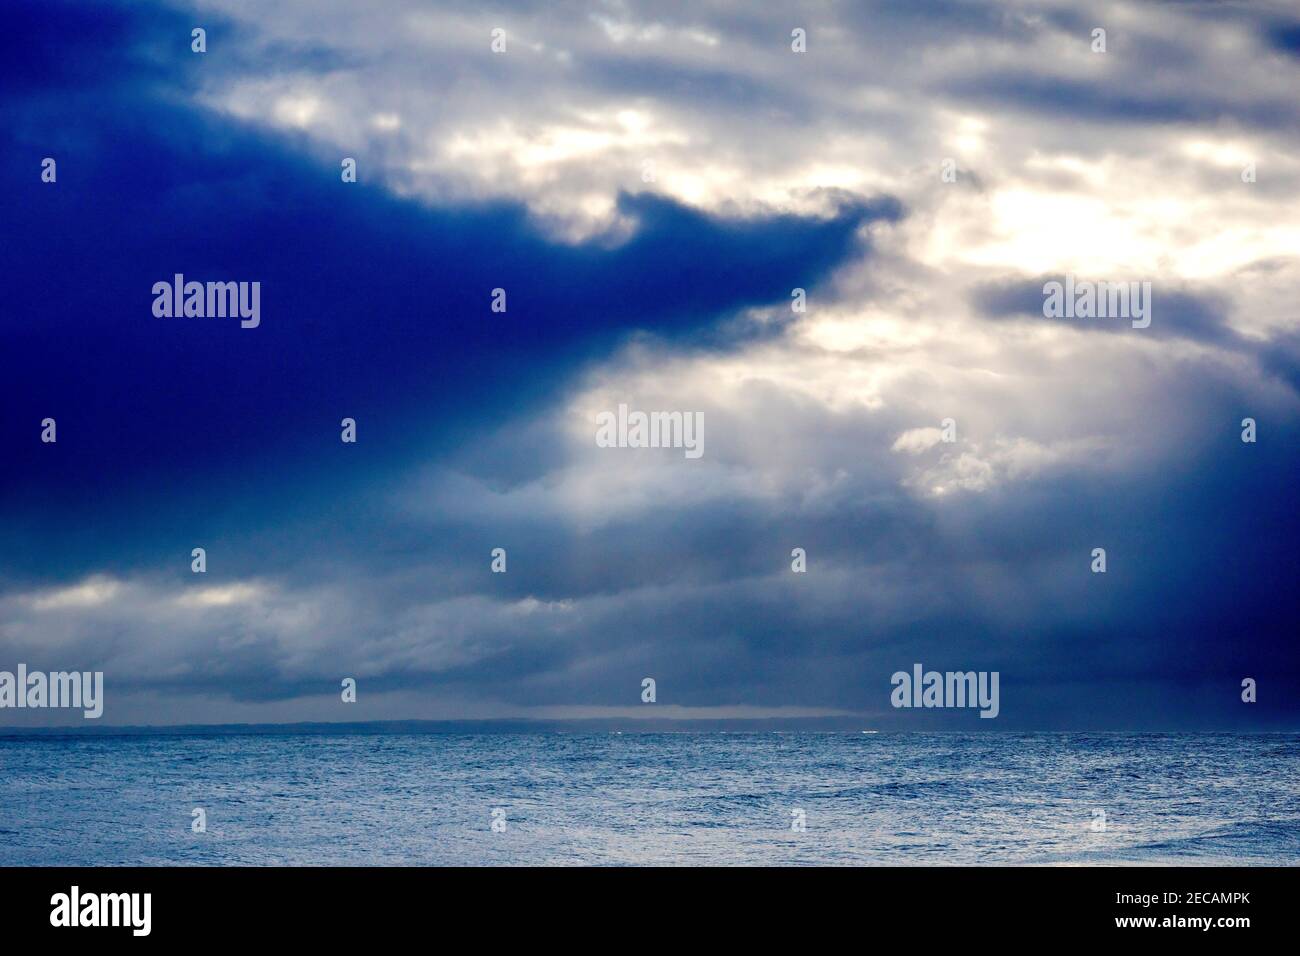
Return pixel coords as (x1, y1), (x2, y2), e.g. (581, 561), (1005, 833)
(2, 0), (1298, 730)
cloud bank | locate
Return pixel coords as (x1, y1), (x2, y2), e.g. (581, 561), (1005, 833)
(2, 0), (1298, 729)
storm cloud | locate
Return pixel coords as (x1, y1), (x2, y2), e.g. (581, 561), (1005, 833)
(2, 0), (1298, 729)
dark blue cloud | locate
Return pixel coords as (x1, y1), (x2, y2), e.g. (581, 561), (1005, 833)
(0, 0), (895, 579)
(971, 276), (1237, 345)
(1265, 20), (1300, 57)
(949, 72), (1298, 128)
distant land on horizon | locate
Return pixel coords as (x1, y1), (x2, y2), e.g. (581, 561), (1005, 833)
(2, 719), (1296, 736)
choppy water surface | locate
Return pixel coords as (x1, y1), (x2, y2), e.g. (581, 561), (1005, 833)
(1, 733), (1296, 865)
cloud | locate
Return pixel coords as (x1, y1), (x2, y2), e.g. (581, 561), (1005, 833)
(2, 0), (1299, 729)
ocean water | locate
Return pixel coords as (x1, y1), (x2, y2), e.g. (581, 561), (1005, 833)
(0, 733), (1296, 866)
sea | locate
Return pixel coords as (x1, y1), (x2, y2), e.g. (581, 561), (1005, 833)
(1, 732), (1296, 866)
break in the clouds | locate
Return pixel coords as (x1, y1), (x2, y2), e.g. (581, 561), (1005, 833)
(2, 0), (1298, 729)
